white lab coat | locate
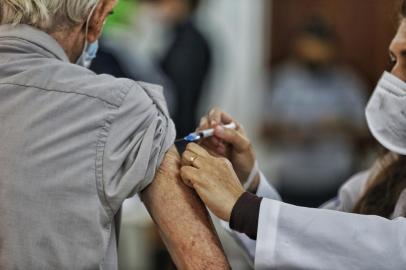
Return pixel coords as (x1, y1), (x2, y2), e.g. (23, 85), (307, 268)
(222, 171), (406, 269)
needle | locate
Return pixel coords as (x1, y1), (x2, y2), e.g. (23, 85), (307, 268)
(175, 122), (237, 143)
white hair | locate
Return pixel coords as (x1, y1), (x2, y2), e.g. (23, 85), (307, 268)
(0, 0), (99, 31)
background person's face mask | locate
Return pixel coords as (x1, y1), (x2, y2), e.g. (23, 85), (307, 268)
(76, 4), (99, 68)
(366, 71), (406, 155)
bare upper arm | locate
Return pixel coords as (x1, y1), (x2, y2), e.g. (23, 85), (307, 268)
(140, 146), (230, 270)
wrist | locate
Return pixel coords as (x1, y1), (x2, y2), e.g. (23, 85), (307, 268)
(246, 173), (260, 193)
(229, 192), (262, 240)
(226, 189), (244, 222)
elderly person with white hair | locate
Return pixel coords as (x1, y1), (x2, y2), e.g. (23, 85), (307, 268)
(0, 1), (230, 270)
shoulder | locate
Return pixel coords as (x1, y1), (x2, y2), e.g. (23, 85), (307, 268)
(322, 170), (371, 211)
(52, 66), (171, 121)
(2, 55), (169, 118)
(123, 81), (170, 118)
(43, 61), (136, 108)
(337, 170), (371, 211)
(340, 170), (371, 196)
(5, 57), (140, 108)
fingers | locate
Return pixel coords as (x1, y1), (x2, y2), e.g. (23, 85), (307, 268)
(199, 108), (236, 147)
(197, 117), (209, 131)
(186, 143), (210, 157)
(198, 116), (224, 149)
(199, 139), (226, 157)
(208, 108), (222, 126)
(181, 143), (212, 168)
(182, 149), (202, 168)
(180, 166), (200, 188)
(208, 108), (235, 126)
(214, 125), (251, 153)
(218, 111), (234, 125)
(198, 108), (250, 158)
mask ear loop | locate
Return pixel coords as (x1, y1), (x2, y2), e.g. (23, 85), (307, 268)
(80, 3), (99, 55)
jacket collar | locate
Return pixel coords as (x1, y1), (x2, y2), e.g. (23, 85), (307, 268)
(0, 24), (70, 62)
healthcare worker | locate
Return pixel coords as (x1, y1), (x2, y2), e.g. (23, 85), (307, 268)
(0, 0), (230, 269)
(180, 1), (406, 269)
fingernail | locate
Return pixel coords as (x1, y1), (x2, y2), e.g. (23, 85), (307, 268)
(215, 126), (224, 134)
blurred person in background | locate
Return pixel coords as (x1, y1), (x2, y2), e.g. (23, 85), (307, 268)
(262, 16), (368, 207)
(90, 0), (177, 115)
(139, 0), (212, 139)
(92, 0), (212, 140)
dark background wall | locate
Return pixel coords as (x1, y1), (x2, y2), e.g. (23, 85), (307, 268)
(270, 0), (400, 90)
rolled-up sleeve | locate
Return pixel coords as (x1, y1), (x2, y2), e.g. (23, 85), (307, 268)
(101, 82), (176, 215)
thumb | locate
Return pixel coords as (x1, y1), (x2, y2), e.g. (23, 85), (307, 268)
(214, 126), (250, 153)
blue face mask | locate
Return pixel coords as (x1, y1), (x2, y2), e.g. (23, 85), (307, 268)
(76, 4), (99, 68)
(76, 40), (99, 68)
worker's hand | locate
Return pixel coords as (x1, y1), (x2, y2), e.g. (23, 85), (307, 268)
(197, 108), (256, 186)
(180, 143), (245, 221)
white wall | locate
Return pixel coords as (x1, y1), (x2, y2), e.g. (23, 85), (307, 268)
(197, 0), (271, 139)
(195, 2), (273, 269)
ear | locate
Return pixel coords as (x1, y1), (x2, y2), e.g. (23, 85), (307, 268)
(87, 0), (116, 43)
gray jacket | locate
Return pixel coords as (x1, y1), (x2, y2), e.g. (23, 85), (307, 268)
(0, 24), (175, 270)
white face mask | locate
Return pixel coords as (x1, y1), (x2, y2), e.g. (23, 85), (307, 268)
(76, 4), (99, 68)
(366, 71), (406, 155)
(76, 40), (99, 68)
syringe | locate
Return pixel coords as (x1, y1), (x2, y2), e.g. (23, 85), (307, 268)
(175, 122), (237, 143)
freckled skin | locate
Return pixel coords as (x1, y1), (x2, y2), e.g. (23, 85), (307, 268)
(141, 146), (230, 270)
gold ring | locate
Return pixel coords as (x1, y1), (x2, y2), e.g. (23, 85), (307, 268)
(190, 156), (197, 163)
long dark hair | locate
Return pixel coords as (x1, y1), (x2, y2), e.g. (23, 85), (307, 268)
(353, 154), (406, 217)
(353, 0), (406, 218)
